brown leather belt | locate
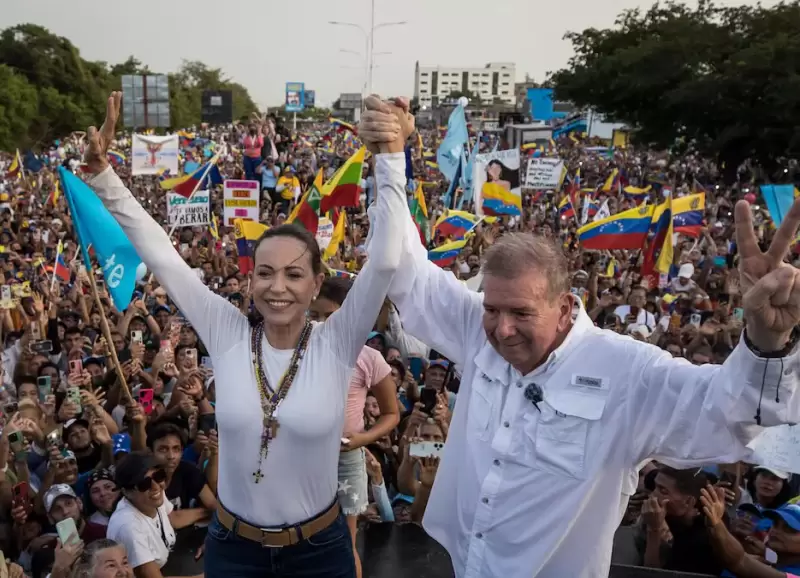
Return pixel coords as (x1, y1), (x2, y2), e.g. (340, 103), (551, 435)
(216, 501), (340, 547)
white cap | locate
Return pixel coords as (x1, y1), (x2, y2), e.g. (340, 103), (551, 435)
(755, 466), (790, 480)
(678, 263), (695, 279)
(628, 324), (652, 339)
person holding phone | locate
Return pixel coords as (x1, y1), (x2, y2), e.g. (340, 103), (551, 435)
(613, 286), (656, 333)
(84, 91), (407, 578)
(43, 484), (108, 546)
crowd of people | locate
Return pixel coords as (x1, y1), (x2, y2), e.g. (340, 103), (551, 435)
(0, 90), (797, 578)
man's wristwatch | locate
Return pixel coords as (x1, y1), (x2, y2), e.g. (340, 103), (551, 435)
(743, 327), (800, 358)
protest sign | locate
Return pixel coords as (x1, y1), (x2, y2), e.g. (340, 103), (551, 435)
(167, 192), (210, 227)
(223, 180), (259, 226)
(473, 149), (521, 217)
(525, 158), (564, 189)
(131, 134), (179, 176)
(315, 217), (334, 250)
(748, 424), (800, 475)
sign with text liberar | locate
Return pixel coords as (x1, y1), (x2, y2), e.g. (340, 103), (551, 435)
(223, 180), (259, 226)
(167, 192), (210, 227)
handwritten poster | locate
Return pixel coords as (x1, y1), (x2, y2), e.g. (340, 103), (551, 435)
(223, 180), (259, 226)
(525, 157), (564, 189)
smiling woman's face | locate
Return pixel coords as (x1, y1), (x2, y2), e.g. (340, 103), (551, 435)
(251, 236), (323, 328)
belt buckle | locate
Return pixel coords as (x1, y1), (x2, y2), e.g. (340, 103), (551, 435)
(260, 528), (285, 548)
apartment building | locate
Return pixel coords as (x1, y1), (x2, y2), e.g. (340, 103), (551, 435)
(413, 61), (516, 107)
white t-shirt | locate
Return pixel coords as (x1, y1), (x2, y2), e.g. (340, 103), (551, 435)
(107, 495), (176, 569)
(613, 305), (656, 332)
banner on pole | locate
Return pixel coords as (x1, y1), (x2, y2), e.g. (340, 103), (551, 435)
(525, 158), (564, 189)
(315, 216), (334, 250)
(223, 180), (259, 226)
(131, 134), (179, 176)
(167, 192), (210, 227)
(473, 149), (521, 217)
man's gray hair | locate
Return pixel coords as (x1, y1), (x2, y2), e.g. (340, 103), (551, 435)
(482, 233), (570, 300)
(71, 539), (123, 578)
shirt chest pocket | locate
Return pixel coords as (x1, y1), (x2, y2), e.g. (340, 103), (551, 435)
(467, 377), (499, 442)
(526, 389), (607, 480)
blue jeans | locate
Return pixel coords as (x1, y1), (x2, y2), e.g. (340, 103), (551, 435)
(243, 155), (261, 181)
(204, 510), (356, 577)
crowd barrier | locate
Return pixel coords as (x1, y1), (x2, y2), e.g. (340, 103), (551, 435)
(357, 523), (715, 578)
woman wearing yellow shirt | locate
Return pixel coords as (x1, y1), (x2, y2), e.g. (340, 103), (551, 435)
(275, 167), (300, 213)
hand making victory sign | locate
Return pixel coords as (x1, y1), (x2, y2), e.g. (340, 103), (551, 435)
(84, 91), (122, 175)
(735, 197), (800, 352)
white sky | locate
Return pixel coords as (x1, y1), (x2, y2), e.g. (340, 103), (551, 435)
(0, 0), (775, 109)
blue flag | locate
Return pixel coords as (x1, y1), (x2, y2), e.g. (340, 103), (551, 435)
(442, 155), (463, 211)
(760, 184), (796, 227)
(58, 167), (142, 311)
(458, 132), (482, 209)
(23, 151), (44, 173)
(436, 103), (469, 183)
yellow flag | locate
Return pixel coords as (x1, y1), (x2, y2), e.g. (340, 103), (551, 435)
(323, 212), (346, 261)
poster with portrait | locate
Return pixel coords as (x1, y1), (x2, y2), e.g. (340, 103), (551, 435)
(285, 82), (305, 112)
(131, 134), (179, 176)
(473, 149), (521, 217)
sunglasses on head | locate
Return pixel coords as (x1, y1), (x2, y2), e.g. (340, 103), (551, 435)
(132, 468), (167, 492)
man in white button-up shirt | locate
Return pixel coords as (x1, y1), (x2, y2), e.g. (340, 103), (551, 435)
(361, 96), (800, 578)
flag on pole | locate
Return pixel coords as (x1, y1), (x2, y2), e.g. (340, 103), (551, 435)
(323, 211), (346, 261)
(53, 241), (70, 284)
(58, 167), (141, 311)
(6, 150), (21, 179)
(287, 170), (323, 234)
(319, 147), (366, 213)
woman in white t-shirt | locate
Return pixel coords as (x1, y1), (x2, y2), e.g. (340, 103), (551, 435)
(106, 452), (193, 578)
(83, 92), (410, 577)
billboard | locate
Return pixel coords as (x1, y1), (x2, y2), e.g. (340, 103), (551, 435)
(201, 90), (233, 124)
(304, 90), (316, 108)
(285, 82), (305, 112)
(121, 74), (171, 128)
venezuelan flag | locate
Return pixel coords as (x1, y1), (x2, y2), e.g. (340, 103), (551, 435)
(602, 169), (619, 193)
(425, 160), (439, 169)
(433, 210), (478, 240)
(6, 150), (21, 179)
(623, 185), (650, 204)
(329, 269), (356, 279)
(330, 118), (357, 134)
(558, 196), (575, 220)
(585, 198), (600, 220)
(672, 193), (705, 237)
(577, 204), (655, 250)
(482, 183), (521, 216)
(234, 219), (269, 274)
(641, 196), (673, 276)
(428, 238), (469, 268)
(161, 162), (223, 198)
(107, 150), (126, 166)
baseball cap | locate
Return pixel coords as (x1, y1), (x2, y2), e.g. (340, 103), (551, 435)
(764, 504), (800, 531)
(678, 263), (695, 279)
(754, 466), (790, 480)
(114, 451), (162, 490)
(63, 418), (89, 442)
(429, 359), (450, 370)
(43, 483), (78, 514)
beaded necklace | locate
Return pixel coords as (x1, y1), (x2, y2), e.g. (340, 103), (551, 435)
(249, 318), (312, 483)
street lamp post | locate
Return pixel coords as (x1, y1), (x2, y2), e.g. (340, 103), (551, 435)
(329, 0), (407, 97)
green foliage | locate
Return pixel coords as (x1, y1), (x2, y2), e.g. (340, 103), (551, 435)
(0, 24), (259, 151)
(550, 0), (800, 175)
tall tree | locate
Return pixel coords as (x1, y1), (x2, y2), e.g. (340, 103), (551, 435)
(551, 0), (800, 179)
(0, 25), (259, 150)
